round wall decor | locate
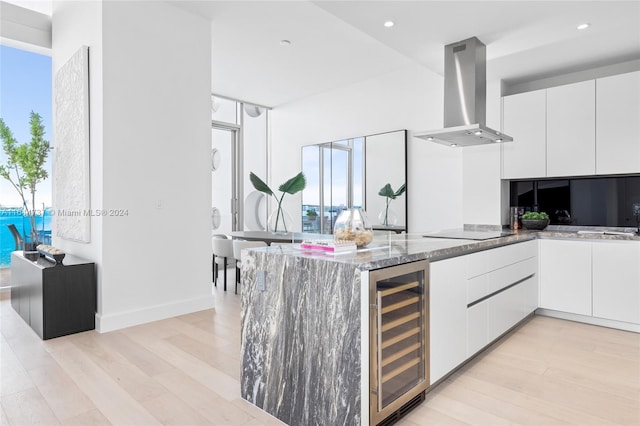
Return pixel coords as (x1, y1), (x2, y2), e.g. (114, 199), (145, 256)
(211, 207), (221, 230)
(211, 148), (221, 171)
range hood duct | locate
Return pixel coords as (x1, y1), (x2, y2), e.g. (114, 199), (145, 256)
(415, 37), (513, 147)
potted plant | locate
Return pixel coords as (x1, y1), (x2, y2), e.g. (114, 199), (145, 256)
(306, 208), (318, 221)
(521, 211), (550, 230)
(250, 171), (306, 234)
(378, 183), (406, 226)
(0, 112), (50, 258)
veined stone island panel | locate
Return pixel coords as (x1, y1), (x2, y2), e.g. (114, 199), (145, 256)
(241, 250), (362, 425)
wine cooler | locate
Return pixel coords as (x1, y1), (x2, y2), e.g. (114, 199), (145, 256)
(369, 260), (429, 425)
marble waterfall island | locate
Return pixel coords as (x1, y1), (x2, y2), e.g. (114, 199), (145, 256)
(239, 234), (533, 425)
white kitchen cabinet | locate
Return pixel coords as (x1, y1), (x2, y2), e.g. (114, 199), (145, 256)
(430, 256), (467, 385)
(596, 71), (640, 175)
(592, 241), (640, 324)
(523, 274), (539, 316)
(467, 301), (488, 356)
(465, 240), (538, 357)
(487, 282), (525, 342)
(546, 80), (596, 177)
(502, 89), (547, 179)
(539, 239), (592, 316)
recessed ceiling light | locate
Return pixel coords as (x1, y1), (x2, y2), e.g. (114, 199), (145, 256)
(427, 136), (434, 141)
(495, 138), (503, 143)
(280, 40), (291, 46)
(384, 21), (394, 28)
(450, 144), (458, 148)
(474, 130), (482, 136)
(577, 23), (590, 30)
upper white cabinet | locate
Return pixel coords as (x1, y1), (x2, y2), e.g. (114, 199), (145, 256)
(539, 239), (592, 316)
(502, 89), (547, 179)
(592, 241), (640, 324)
(596, 71), (640, 175)
(546, 80), (596, 177)
(502, 71), (640, 179)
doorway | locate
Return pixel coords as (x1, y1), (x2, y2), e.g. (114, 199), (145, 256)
(211, 122), (240, 234)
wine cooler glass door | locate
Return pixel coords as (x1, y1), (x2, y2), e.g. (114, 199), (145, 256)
(370, 260), (429, 424)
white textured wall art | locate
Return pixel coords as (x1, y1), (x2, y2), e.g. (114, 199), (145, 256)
(54, 46), (91, 242)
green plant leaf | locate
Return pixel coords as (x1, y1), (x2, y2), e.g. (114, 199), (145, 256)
(278, 172), (306, 195)
(378, 183), (395, 198)
(249, 172), (274, 196)
(522, 211), (549, 220)
(394, 183), (406, 197)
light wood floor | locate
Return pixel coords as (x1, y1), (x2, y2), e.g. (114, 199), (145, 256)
(1, 274), (639, 426)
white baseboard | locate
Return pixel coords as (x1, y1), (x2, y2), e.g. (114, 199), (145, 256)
(95, 294), (215, 333)
(536, 308), (640, 333)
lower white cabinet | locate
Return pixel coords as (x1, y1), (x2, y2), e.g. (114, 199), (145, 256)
(468, 275), (538, 357)
(429, 256), (467, 385)
(539, 239), (592, 316)
(431, 240), (539, 384)
(466, 302), (488, 356)
(487, 276), (537, 343)
(540, 239), (640, 326)
(592, 241), (640, 324)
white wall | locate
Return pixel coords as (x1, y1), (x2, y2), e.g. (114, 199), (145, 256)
(462, 79), (506, 226)
(271, 64), (464, 233)
(52, 0), (104, 304)
(53, 0), (214, 332)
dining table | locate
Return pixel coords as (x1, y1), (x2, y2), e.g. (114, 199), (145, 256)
(229, 231), (325, 245)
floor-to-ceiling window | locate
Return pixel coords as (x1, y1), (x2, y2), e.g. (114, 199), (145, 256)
(210, 95), (269, 234)
(0, 45), (52, 269)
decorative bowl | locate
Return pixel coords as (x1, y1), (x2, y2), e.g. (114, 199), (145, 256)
(521, 219), (549, 230)
(36, 245), (66, 264)
(334, 208), (374, 248)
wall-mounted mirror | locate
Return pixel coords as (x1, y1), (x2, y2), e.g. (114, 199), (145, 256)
(301, 129), (407, 234)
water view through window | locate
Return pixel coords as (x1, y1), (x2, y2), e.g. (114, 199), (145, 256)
(0, 45), (52, 267)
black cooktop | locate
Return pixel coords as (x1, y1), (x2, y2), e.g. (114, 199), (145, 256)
(423, 229), (514, 241)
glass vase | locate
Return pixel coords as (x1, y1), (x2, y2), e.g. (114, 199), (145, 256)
(378, 206), (398, 227)
(268, 205), (293, 234)
(334, 208), (374, 248)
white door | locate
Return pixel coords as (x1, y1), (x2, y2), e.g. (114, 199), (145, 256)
(211, 125), (239, 234)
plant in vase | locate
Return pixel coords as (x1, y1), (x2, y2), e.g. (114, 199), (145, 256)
(521, 211), (550, 230)
(0, 112), (50, 259)
(378, 183), (406, 226)
(306, 208), (318, 221)
(249, 171), (306, 234)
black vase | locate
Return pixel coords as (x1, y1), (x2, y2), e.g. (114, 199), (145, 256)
(23, 237), (40, 261)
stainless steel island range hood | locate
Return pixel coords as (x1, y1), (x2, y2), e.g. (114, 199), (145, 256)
(415, 37), (512, 147)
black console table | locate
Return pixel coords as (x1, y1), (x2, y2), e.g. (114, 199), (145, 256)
(10, 251), (96, 340)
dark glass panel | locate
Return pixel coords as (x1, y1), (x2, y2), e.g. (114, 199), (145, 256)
(510, 176), (640, 227)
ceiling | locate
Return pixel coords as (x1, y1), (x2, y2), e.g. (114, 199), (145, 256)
(7, 1), (640, 108)
(176, 0), (640, 107)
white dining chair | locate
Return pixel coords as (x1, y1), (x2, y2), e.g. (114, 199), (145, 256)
(233, 240), (267, 294)
(212, 236), (235, 291)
